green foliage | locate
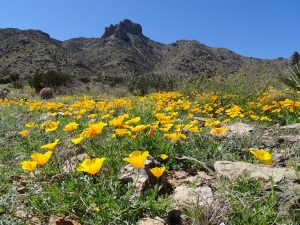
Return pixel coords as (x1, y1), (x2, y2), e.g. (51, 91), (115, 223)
(214, 176), (286, 225)
(9, 73), (22, 89)
(28, 70), (72, 92)
(0, 76), (11, 84)
(128, 73), (175, 95)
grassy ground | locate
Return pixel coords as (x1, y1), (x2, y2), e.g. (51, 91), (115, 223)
(0, 80), (299, 224)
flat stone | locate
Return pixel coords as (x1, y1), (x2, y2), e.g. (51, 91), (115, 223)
(169, 171), (213, 187)
(279, 123), (300, 130)
(225, 123), (255, 136)
(278, 135), (300, 143)
(138, 217), (165, 225)
(49, 216), (81, 225)
(14, 210), (27, 218)
(172, 185), (214, 210)
(61, 153), (88, 174)
(172, 171), (189, 180)
(261, 133), (276, 147)
(38, 113), (51, 122)
(214, 161), (296, 183)
(30, 217), (41, 225)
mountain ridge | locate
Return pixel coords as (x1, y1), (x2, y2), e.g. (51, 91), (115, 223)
(0, 19), (288, 83)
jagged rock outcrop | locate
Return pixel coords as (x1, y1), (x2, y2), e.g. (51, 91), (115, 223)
(102, 19), (143, 41)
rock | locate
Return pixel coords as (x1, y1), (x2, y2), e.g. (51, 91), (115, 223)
(277, 182), (300, 216)
(0, 88), (9, 100)
(40, 87), (54, 99)
(214, 161), (297, 183)
(172, 185), (214, 210)
(14, 210), (27, 218)
(30, 217), (41, 225)
(167, 210), (191, 225)
(261, 134), (276, 147)
(225, 123), (255, 136)
(137, 217), (165, 225)
(102, 19), (143, 41)
(49, 216), (81, 225)
(278, 135), (300, 144)
(279, 123), (300, 130)
(61, 153), (88, 174)
(119, 164), (148, 193)
(172, 171), (189, 180)
(38, 113), (51, 121)
(167, 209), (189, 225)
(119, 155), (173, 195)
(169, 171), (213, 187)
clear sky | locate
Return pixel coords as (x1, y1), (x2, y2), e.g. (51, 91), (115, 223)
(0, 0), (299, 59)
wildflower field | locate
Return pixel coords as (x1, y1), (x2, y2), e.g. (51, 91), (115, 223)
(0, 86), (299, 224)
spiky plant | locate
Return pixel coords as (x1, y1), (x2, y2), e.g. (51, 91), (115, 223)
(278, 63), (300, 91)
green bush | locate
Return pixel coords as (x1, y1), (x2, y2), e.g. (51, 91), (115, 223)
(28, 70), (72, 92)
(0, 76), (11, 84)
(128, 73), (175, 95)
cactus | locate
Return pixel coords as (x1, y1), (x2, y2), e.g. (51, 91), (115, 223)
(278, 63), (300, 91)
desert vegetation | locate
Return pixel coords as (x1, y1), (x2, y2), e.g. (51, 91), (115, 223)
(0, 69), (299, 225)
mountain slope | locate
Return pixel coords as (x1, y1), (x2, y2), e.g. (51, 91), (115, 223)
(0, 19), (288, 82)
(0, 28), (90, 79)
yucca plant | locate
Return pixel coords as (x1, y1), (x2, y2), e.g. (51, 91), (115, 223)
(278, 63), (300, 91)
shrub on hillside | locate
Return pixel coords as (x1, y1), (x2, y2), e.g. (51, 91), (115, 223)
(28, 70), (72, 92)
(0, 76), (11, 84)
(128, 73), (175, 95)
(10, 73), (22, 88)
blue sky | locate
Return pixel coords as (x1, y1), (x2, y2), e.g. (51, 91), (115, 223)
(0, 0), (299, 59)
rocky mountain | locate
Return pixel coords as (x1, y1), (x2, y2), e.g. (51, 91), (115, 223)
(0, 19), (288, 83)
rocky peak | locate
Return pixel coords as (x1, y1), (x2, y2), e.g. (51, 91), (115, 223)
(101, 19), (143, 41)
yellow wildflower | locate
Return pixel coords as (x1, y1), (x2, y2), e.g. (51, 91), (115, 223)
(77, 157), (106, 175)
(115, 128), (132, 136)
(41, 139), (59, 150)
(31, 151), (52, 165)
(130, 125), (147, 132)
(19, 130), (29, 137)
(210, 127), (228, 136)
(75, 115), (82, 120)
(109, 114), (129, 127)
(164, 132), (187, 141)
(64, 122), (79, 132)
(160, 154), (169, 160)
(250, 149), (272, 165)
(150, 166), (166, 179)
(25, 122), (35, 128)
(83, 122), (107, 138)
(159, 123), (174, 132)
(123, 151), (149, 170)
(125, 117), (141, 124)
(71, 134), (85, 144)
(260, 116), (272, 122)
(21, 160), (37, 172)
(88, 114), (97, 118)
(45, 121), (60, 133)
